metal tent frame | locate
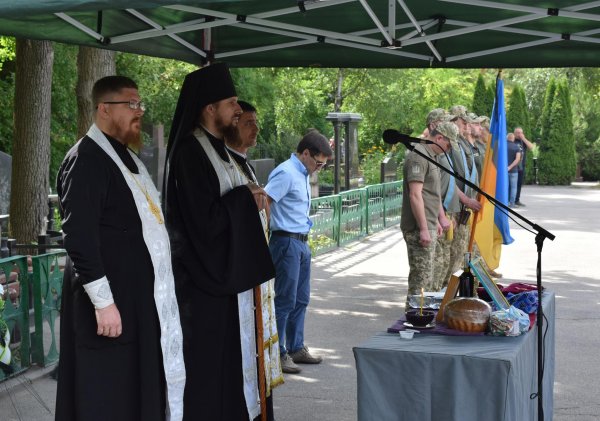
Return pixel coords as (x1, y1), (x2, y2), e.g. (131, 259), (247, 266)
(1, 0), (599, 68)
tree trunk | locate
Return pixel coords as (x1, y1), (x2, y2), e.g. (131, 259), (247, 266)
(76, 47), (116, 138)
(9, 39), (54, 244)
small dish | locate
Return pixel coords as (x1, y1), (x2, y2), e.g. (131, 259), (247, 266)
(403, 321), (435, 329)
(399, 331), (414, 340)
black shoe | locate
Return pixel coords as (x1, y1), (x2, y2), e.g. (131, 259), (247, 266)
(515, 201), (526, 207)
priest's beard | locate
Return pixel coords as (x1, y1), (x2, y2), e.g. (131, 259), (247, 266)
(216, 114), (238, 141)
(110, 117), (143, 151)
(126, 131), (144, 153)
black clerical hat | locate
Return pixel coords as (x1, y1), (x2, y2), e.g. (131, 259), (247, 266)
(187, 63), (237, 109)
(163, 63), (238, 207)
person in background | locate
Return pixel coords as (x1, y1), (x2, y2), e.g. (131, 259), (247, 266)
(225, 100), (260, 180)
(56, 75), (185, 421)
(507, 132), (522, 207)
(513, 126), (535, 206)
(224, 99), (285, 404)
(444, 106), (482, 285)
(264, 129), (332, 374)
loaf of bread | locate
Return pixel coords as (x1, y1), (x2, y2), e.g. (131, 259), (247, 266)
(444, 298), (492, 333)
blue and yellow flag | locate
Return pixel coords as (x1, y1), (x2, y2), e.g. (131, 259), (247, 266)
(472, 75), (514, 270)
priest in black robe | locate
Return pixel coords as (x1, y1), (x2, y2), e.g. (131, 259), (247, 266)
(164, 64), (277, 421)
(56, 76), (185, 421)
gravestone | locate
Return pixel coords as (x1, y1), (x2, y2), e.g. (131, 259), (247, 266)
(325, 112), (362, 193)
(380, 156), (398, 183)
(139, 124), (166, 192)
(0, 151), (11, 215)
(250, 158), (275, 187)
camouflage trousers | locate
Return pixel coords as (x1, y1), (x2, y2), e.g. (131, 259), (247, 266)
(433, 234), (452, 291)
(403, 229), (438, 310)
(444, 223), (469, 286)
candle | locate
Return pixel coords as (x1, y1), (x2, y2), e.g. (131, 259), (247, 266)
(420, 288), (424, 315)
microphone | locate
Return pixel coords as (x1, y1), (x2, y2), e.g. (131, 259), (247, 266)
(382, 129), (434, 145)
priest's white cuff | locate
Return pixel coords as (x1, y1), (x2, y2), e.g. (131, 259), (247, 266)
(83, 276), (114, 309)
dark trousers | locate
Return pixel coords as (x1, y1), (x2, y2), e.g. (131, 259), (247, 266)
(516, 169), (524, 202)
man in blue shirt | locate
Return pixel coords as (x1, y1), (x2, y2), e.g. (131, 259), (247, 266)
(265, 129), (333, 374)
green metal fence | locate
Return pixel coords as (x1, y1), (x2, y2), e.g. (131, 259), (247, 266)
(0, 251), (65, 381)
(0, 255), (30, 381)
(310, 181), (402, 256)
(30, 252), (65, 367)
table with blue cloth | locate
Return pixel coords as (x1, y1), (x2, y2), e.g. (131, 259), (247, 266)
(352, 291), (555, 421)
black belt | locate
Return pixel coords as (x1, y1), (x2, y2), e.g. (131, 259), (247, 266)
(271, 230), (309, 242)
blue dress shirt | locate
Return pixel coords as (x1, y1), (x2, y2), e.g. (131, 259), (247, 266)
(265, 153), (313, 234)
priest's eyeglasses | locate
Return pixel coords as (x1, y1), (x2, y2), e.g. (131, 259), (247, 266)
(102, 100), (146, 112)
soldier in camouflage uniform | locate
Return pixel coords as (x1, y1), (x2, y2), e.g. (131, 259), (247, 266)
(443, 106), (482, 284)
(400, 122), (457, 310)
(468, 112), (487, 178)
(422, 110), (462, 291)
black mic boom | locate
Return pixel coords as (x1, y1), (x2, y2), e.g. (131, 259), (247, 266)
(382, 129), (433, 145)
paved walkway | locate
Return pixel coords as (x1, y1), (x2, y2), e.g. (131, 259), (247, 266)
(1, 184), (599, 420)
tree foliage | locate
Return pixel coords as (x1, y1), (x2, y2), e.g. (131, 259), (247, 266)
(538, 78), (556, 145)
(571, 71), (600, 180)
(116, 52), (196, 139)
(507, 84), (535, 183)
(538, 81), (577, 185)
(507, 85), (531, 135)
(0, 37), (15, 154)
(49, 43), (78, 189)
(472, 73), (491, 117)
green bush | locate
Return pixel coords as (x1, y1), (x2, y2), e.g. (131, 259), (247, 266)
(538, 81), (576, 185)
(507, 85), (534, 183)
(317, 166), (334, 186)
(360, 146), (387, 185)
(472, 73), (492, 117)
(579, 138), (600, 181)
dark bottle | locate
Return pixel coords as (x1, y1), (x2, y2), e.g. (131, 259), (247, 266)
(458, 252), (474, 297)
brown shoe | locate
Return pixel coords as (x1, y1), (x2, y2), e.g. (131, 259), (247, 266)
(290, 346), (323, 364)
(489, 269), (503, 278)
(280, 353), (301, 374)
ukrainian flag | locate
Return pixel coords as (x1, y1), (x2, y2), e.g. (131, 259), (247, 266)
(473, 75), (514, 270)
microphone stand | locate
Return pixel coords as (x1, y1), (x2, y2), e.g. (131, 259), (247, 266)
(400, 139), (555, 421)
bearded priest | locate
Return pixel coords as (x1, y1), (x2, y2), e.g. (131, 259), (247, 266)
(56, 76), (185, 421)
(163, 63), (279, 421)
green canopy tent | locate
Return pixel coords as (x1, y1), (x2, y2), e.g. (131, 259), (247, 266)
(1, 0), (599, 68)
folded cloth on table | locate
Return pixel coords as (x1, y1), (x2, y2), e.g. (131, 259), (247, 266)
(507, 291), (539, 314)
(477, 282), (540, 302)
(387, 313), (485, 336)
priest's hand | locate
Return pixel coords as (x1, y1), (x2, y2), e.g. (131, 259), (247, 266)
(95, 303), (122, 338)
(247, 183), (268, 211)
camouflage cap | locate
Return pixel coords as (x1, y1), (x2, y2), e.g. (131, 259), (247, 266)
(449, 105), (470, 122)
(468, 112), (486, 123)
(434, 121), (459, 147)
(426, 108), (449, 126)
(479, 116), (490, 130)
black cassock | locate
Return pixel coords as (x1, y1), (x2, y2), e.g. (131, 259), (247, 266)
(56, 135), (166, 421)
(165, 130), (276, 421)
